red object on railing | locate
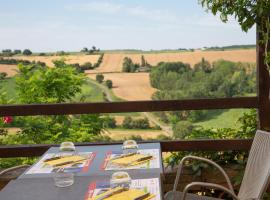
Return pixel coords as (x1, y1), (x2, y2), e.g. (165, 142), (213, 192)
(3, 116), (13, 124)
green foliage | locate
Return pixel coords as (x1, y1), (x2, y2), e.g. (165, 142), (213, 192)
(200, 0), (270, 69)
(22, 49), (32, 56)
(122, 117), (150, 129)
(122, 57), (139, 72)
(16, 63), (85, 103)
(150, 60), (256, 123)
(166, 109), (257, 184)
(103, 116), (117, 129)
(96, 74), (104, 83)
(0, 62), (106, 167)
(173, 121), (194, 139)
(0, 72), (7, 79)
(105, 80), (113, 89)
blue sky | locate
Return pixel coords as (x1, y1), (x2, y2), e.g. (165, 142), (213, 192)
(0, 0), (256, 52)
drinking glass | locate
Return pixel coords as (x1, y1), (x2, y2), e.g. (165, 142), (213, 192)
(53, 172), (74, 187)
(59, 142), (76, 152)
(122, 140), (138, 154)
(110, 171), (131, 189)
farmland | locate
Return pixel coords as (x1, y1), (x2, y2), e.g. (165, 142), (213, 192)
(0, 48), (257, 133)
(11, 54), (100, 67)
(87, 72), (156, 101)
(90, 49), (256, 73)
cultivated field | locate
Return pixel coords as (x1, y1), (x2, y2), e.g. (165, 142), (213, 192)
(0, 64), (18, 77)
(88, 73), (156, 101)
(11, 54), (100, 67)
(90, 49), (256, 73)
(104, 129), (168, 140)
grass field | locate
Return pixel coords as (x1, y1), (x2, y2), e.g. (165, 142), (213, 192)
(1, 77), (17, 101)
(195, 109), (250, 129)
(74, 79), (105, 102)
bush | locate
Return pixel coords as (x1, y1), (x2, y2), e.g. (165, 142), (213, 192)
(0, 72), (7, 79)
(105, 80), (113, 88)
(22, 49), (32, 56)
(96, 74), (104, 83)
(14, 50), (22, 55)
(173, 121), (194, 139)
(103, 116), (117, 128)
(122, 117), (150, 129)
(39, 53), (46, 56)
(122, 116), (133, 129)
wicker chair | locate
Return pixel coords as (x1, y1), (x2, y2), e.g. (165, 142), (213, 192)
(0, 165), (30, 190)
(165, 130), (270, 200)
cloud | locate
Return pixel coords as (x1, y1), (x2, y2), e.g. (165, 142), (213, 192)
(65, 1), (177, 22)
(66, 2), (123, 14)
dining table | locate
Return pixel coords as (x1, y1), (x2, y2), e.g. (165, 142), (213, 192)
(0, 142), (164, 200)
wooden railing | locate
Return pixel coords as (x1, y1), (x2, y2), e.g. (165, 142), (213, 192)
(0, 26), (269, 159)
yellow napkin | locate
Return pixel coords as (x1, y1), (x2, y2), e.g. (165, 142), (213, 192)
(91, 189), (155, 200)
(44, 155), (86, 167)
(111, 154), (150, 166)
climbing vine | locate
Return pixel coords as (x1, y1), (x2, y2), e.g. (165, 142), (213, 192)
(200, 0), (270, 70)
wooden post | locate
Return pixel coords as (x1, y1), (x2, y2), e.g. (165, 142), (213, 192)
(257, 23), (270, 131)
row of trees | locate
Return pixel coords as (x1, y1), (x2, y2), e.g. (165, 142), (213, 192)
(1, 49), (32, 56)
(81, 46), (100, 54)
(71, 53), (104, 73)
(95, 74), (113, 89)
(122, 55), (151, 72)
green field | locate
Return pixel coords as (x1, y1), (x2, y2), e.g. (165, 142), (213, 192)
(195, 109), (250, 129)
(74, 79), (105, 102)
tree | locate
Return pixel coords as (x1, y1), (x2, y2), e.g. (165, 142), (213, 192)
(0, 72), (7, 80)
(173, 121), (194, 139)
(122, 116), (133, 129)
(96, 74), (104, 83)
(194, 58), (211, 73)
(16, 62), (85, 103)
(13, 50), (22, 54)
(22, 49), (32, 56)
(103, 116), (117, 128)
(81, 47), (88, 53)
(141, 55), (146, 67)
(105, 80), (113, 89)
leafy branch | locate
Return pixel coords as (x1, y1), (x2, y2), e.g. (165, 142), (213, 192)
(199, 0), (270, 70)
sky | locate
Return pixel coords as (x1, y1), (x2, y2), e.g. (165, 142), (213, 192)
(0, 0), (256, 52)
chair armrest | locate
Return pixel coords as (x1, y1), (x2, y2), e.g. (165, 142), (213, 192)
(173, 155), (234, 194)
(181, 182), (239, 200)
(0, 165), (30, 176)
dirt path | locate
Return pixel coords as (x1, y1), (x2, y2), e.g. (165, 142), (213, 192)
(142, 112), (173, 136)
(88, 77), (173, 136)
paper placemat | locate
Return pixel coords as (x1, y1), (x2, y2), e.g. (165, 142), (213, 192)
(85, 178), (161, 200)
(101, 149), (160, 170)
(26, 151), (96, 174)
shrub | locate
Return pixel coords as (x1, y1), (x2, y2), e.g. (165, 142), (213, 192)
(13, 50), (22, 55)
(122, 116), (133, 129)
(22, 49), (32, 56)
(96, 74), (104, 83)
(0, 72), (7, 79)
(103, 116), (117, 128)
(173, 121), (194, 139)
(105, 80), (113, 88)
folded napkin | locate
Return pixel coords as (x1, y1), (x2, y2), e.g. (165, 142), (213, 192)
(44, 155), (86, 167)
(111, 154), (152, 166)
(92, 188), (155, 200)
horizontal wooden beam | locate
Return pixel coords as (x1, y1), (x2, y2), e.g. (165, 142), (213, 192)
(0, 139), (253, 158)
(0, 97), (258, 116)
